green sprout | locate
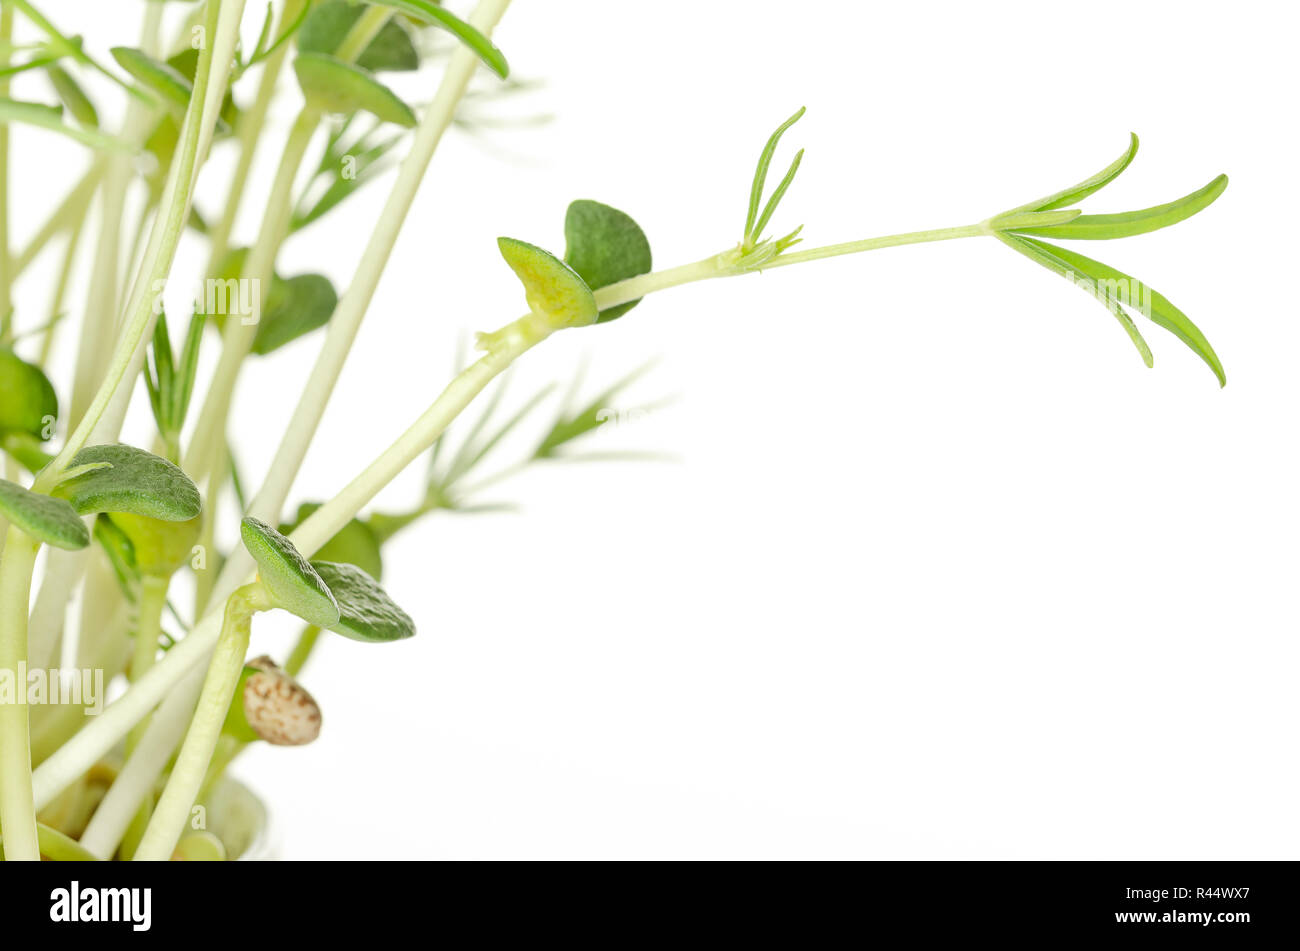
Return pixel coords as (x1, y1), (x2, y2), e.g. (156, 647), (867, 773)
(0, 0), (1231, 865)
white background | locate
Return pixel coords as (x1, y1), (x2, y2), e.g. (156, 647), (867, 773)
(11, 1), (1298, 858)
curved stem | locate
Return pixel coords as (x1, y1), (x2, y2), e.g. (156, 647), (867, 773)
(67, 3), (164, 428)
(0, 526), (40, 860)
(203, 0), (310, 280)
(129, 577), (169, 686)
(184, 5), (395, 486)
(183, 106), (319, 483)
(26, 547), (88, 671)
(291, 330), (541, 554)
(197, 734), (244, 804)
(133, 586), (264, 861)
(238, 0), (514, 569)
(37, 211), (87, 367)
(35, 0), (243, 490)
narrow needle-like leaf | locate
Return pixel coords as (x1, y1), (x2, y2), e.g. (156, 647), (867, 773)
(1005, 133), (1139, 214)
(175, 311), (205, 426)
(1010, 174), (1228, 240)
(364, 0), (509, 78)
(996, 232), (1154, 368)
(745, 107), (805, 245)
(535, 359), (657, 458)
(1000, 233), (1224, 385)
(250, 0), (311, 68)
(449, 383), (556, 484)
(0, 97), (134, 152)
(752, 147), (804, 244)
(444, 370), (514, 483)
(245, 3), (275, 67)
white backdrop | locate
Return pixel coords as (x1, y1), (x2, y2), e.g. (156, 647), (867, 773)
(11, 1), (1298, 858)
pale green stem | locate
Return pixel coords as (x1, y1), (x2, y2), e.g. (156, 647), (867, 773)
(192, 459), (222, 619)
(26, 5), (239, 732)
(34, 0), (239, 489)
(290, 330), (543, 555)
(203, 0), (309, 280)
(125, 573), (169, 766)
(0, 526), (40, 860)
(762, 223), (987, 269)
(67, 2), (164, 429)
(37, 212), (87, 366)
(89, 0), (252, 455)
(0, 822), (98, 862)
(133, 585), (266, 861)
(117, 575), (167, 861)
(191, 621), (324, 802)
(11, 159), (104, 278)
(116, 198), (156, 318)
(117, 786), (151, 861)
(72, 605), (166, 860)
(197, 734), (244, 804)
(237, 0), (514, 587)
(183, 107), (319, 483)
(284, 624), (320, 677)
(333, 4), (393, 61)
(68, 170), (129, 425)
(26, 546), (88, 671)
(129, 576), (169, 686)
(29, 586), (127, 765)
(183, 6), (393, 484)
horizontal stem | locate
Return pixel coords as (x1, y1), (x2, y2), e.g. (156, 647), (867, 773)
(758, 223), (985, 269)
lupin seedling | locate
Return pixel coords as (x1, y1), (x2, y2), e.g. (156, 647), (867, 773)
(0, 0), (1230, 863)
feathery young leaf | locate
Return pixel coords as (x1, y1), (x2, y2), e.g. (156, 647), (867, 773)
(1006, 133), (1140, 215)
(1010, 174), (1228, 241)
(745, 107), (805, 245)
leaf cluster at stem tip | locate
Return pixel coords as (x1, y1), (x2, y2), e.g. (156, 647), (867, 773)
(986, 133), (1229, 386)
